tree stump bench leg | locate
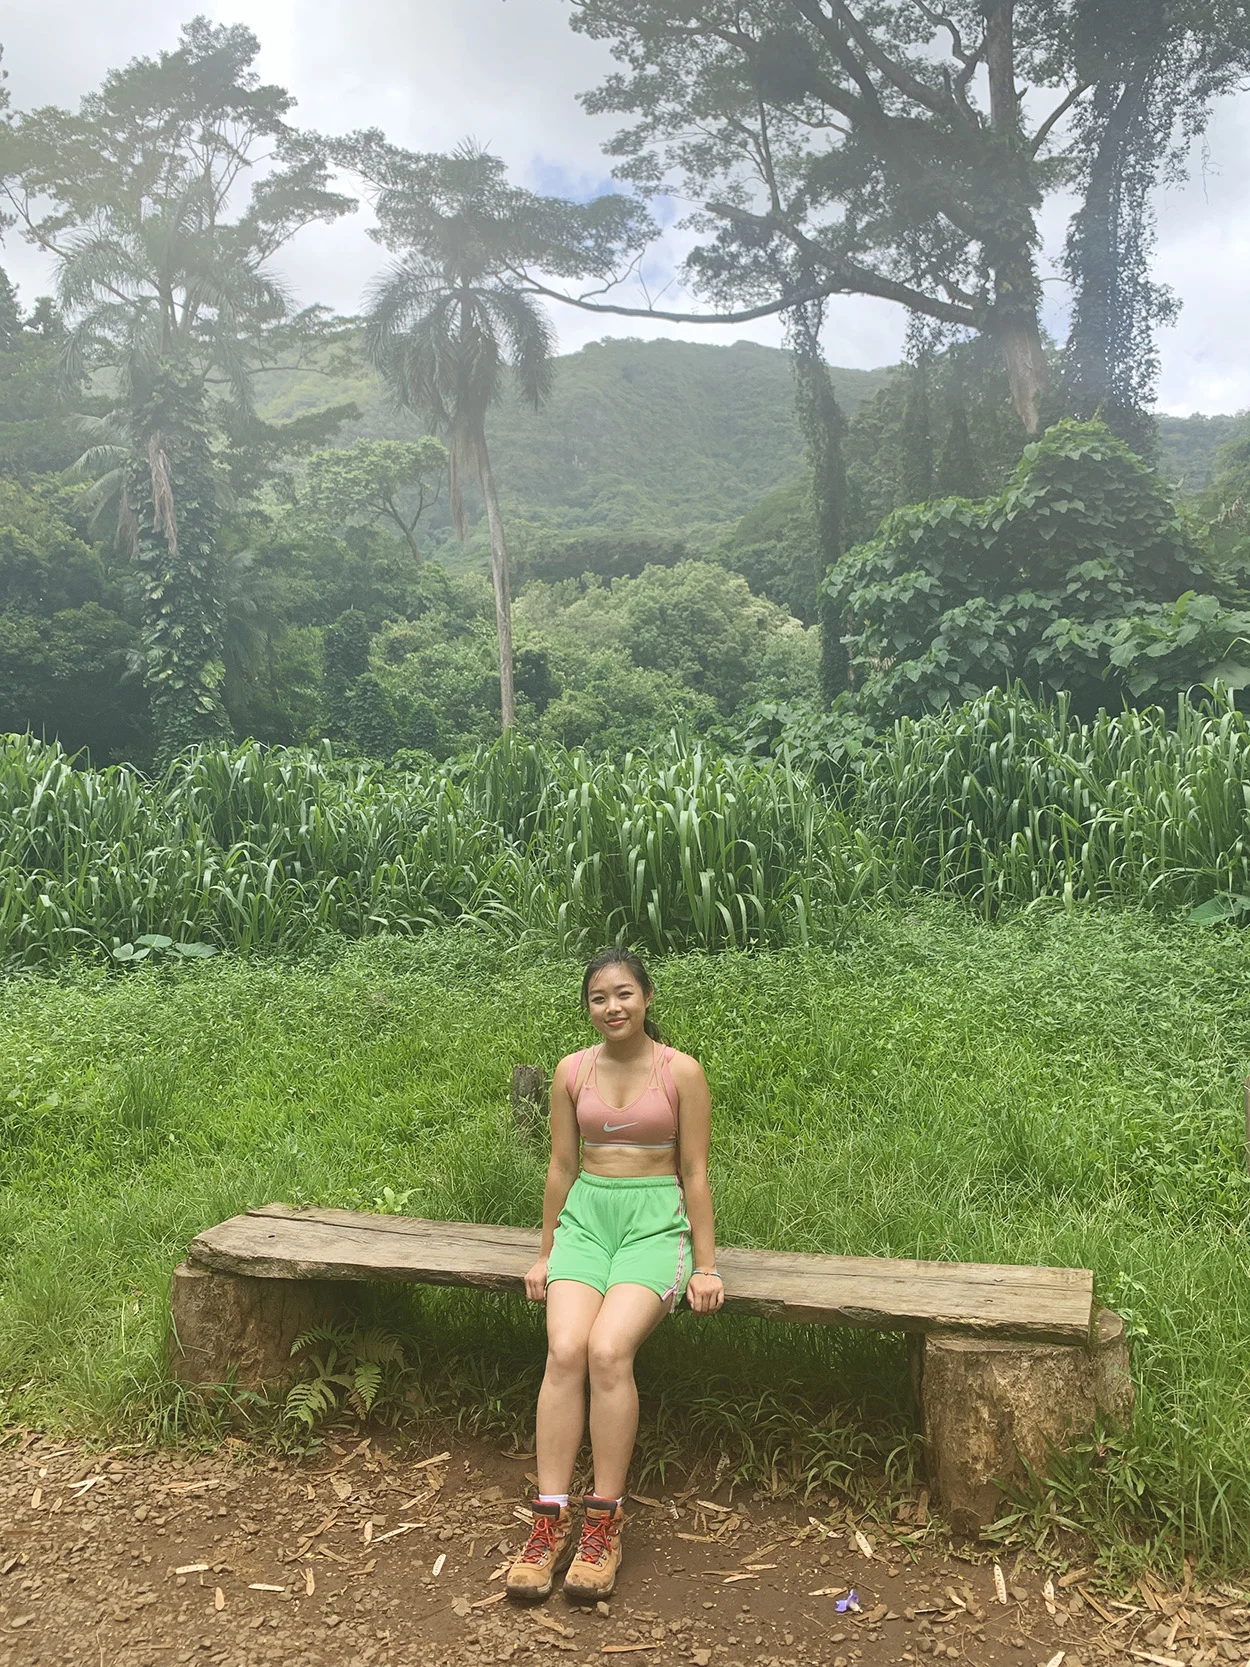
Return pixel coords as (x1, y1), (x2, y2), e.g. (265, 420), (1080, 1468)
(918, 1308), (1133, 1535)
(169, 1263), (348, 1392)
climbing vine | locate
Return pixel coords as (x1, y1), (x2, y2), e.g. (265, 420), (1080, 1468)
(127, 367), (230, 762)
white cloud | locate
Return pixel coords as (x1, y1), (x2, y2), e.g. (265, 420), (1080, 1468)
(1152, 100), (1250, 415)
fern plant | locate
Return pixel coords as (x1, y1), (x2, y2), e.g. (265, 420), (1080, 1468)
(282, 1323), (414, 1432)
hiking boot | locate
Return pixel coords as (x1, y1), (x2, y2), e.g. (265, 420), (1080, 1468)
(562, 1495), (625, 1601)
(505, 1502), (576, 1601)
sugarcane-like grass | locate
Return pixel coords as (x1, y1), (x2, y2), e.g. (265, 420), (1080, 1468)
(8, 687), (1250, 966)
(1, 910), (1247, 1571)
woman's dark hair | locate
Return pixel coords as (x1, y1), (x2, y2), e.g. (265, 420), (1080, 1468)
(581, 947), (661, 1041)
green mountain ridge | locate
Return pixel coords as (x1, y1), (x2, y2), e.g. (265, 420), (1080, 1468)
(257, 337), (891, 539)
(256, 336), (1244, 546)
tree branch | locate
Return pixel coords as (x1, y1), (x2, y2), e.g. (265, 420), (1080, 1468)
(522, 229), (978, 332)
(517, 276), (839, 327)
(908, 0), (972, 65)
(795, 0), (964, 123)
(1030, 83), (1092, 156)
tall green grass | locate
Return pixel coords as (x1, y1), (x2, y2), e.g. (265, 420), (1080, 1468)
(7, 687), (1250, 965)
(1, 914), (1248, 1567)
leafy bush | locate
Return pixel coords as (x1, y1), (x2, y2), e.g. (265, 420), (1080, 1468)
(516, 561), (817, 716)
(0, 479), (149, 760)
(370, 559), (818, 757)
(829, 420), (1250, 719)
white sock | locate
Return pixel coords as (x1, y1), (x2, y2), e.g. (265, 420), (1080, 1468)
(537, 1493), (568, 1508)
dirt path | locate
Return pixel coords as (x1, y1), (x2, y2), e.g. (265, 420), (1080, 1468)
(0, 1430), (1243, 1667)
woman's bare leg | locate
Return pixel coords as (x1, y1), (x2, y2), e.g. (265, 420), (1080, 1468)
(585, 1283), (669, 1499)
(536, 1281), (603, 1495)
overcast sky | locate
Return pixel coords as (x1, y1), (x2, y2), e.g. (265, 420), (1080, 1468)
(2, 0), (1248, 415)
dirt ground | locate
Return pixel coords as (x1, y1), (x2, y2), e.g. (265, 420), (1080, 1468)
(1, 1428), (1246, 1667)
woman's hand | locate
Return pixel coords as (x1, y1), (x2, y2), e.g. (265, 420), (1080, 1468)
(524, 1258), (550, 1303)
(686, 1271), (725, 1315)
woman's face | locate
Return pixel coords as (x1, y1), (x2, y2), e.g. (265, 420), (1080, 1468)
(586, 965), (652, 1043)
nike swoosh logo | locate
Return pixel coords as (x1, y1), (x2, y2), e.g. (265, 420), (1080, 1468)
(602, 1121), (639, 1133)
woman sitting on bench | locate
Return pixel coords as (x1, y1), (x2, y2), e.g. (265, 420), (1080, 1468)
(508, 947), (724, 1603)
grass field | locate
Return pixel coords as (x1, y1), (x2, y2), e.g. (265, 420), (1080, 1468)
(2, 907), (1248, 1569)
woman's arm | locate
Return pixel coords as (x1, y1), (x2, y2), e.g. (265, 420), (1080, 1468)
(524, 1055), (582, 1302)
(675, 1056), (725, 1316)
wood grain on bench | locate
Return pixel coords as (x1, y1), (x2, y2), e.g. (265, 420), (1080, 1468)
(188, 1204), (1094, 1344)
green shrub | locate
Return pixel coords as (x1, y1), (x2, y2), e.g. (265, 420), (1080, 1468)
(829, 420), (1250, 718)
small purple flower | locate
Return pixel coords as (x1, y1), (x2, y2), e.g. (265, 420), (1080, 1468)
(835, 1590), (859, 1613)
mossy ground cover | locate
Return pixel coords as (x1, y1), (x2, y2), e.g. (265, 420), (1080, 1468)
(2, 908), (1248, 1569)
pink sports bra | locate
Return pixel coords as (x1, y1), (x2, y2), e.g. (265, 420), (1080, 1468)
(567, 1041), (679, 1147)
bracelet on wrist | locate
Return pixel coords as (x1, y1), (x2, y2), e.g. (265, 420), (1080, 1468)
(693, 1268), (722, 1280)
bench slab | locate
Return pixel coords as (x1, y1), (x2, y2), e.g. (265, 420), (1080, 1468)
(187, 1203), (1095, 1344)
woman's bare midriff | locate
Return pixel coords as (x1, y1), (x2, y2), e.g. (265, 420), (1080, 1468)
(580, 1142), (678, 1178)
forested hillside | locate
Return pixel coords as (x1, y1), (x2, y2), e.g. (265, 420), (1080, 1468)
(259, 336), (1244, 539)
(258, 338), (892, 538)
(1156, 413), (1248, 489)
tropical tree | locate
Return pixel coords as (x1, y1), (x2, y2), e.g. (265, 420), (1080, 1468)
(0, 18), (353, 759)
(341, 138), (648, 730)
(0, 268), (80, 476)
(539, 1), (1250, 442)
(301, 436), (447, 563)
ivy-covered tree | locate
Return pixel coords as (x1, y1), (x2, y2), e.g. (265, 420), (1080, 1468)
(322, 607), (372, 742)
(843, 337), (1024, 545)
(1, 18), (353, 761)
(301, 436), (448, 563)
(346, 672), (400, 759)
(1061, 1), (1250, 450)
(789, 300), (848, 703)
(898, 349), (937, 508)
(936, 397), (984, 504)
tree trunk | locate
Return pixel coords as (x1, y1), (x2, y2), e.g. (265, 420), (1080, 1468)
(384, 493), (424, 566)
(401, 522), (424, 565)
(1062, 74), (1168, 457)
(791, 303), (849, 704)
(132, 370), (232, 763)
(918, 1309), (1134, 1535)
(985, 0), (1049, 434)
(475, 431), (516, 731)
(995, 310), (1049, 434)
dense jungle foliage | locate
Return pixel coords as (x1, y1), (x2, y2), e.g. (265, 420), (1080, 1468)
(5, 275), (1250, 768)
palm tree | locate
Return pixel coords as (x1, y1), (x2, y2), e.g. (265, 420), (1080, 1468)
(360, 145), (559, 731)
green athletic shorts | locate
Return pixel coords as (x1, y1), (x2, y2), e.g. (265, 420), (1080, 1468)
(547, 1173), (692, 1305)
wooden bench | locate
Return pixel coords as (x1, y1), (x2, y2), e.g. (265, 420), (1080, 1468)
(170, 1203), (1132, 1533)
